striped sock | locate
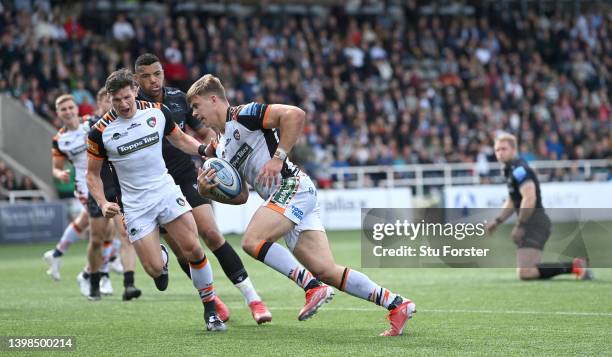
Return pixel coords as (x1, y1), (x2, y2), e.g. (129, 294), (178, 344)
(100, 241), (113, 274)
(55, 222), (81, 253)
(254, 241), (320, 291)
(340, 268), (401, 309)
(190, 256), (215, 304)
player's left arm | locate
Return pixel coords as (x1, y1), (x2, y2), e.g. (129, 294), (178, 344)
(256, 104), (306, 187)
(162, 105), (206, 157)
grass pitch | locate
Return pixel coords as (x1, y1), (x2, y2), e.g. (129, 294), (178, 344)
(1, 231), (611, 356)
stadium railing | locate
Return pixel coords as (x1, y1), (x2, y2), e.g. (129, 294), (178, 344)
(328, 159), (611, 197)
(0, 187), (50, 203)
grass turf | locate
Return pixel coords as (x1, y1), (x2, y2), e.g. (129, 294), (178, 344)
(0, 231), (611, 356)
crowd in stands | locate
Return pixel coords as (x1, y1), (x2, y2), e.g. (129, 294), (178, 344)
(0, 1), (609, 186)
(0, 159), (38, 196)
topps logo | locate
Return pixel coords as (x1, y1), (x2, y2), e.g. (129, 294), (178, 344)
(117, 133), (159, 156)
(69, 144), (87, 156)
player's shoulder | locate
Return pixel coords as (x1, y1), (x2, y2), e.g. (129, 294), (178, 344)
(135, 100), (162, 110)
(53, 127), (66, 140)
(164, 86), (185, 98)
(91, 111), (119, 133)
(236, 102), (267, 118)
(511, 159), (532, 182)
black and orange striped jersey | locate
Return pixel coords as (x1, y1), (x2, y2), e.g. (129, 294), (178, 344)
(87, 101), (178, 211)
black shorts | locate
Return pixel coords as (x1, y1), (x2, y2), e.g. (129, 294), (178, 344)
(174, 168), (211, 208)
(87, 187), (120, 219)
(159, 169), (211, 234)
(518, 211), (551, 250)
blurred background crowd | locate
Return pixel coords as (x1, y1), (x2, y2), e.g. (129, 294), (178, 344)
(0, 0), (609, 188)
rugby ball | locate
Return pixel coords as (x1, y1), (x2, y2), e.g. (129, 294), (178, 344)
(202, 158), (242, 200)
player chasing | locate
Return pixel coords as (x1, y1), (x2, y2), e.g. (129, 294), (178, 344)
(487, 133), (593, 281)
(134, 54), (269, 323)
(44, 94), (121, 300)
(43, 94), (91, 281)
(87, 69), (225, 331)
(189, 74), (416, 336)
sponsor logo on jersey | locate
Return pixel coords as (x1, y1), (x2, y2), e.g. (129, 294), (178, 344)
(169, 102), (182, 112)
(127, 122), (141, 130)
(271, 177), (298, 206)
(112, 131), (128, 140)
(146, 117), (157, 127)
(290, 205), (304, 220)
(87, 138), (100, 155)
(69, 144), (88, 156)
(233, 129), (240, 141)
(176, 197), (185, 206)
(229, 143), (253, 169)
(117, 132), (159, 156)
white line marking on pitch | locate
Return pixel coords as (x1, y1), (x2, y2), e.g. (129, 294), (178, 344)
(227, 305), (612, 317)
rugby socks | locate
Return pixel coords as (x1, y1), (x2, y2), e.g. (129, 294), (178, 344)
(111, 238), (121, 258)
(90, 272), (101, 294)
(177, 258), (192, 278)
(537, 262), (573, 279)
(254, 242), (321, 291)
(100, 241), (113, 274)
(190, 256), (217, 318)
(123, 271), (135, 287)
(54, 222), (82, 256)
(213, 242), (261, 303)
(213, 242), (248, 284)
(340, 268), (402, 310)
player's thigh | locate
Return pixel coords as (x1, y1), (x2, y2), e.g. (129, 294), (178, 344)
(132, 229), (163, 275)
(293, 230), (338, 276)
(163, 212), (201, 257)
(516, 247), (542, 268)
(113, 215), (130, 243)
(243, 206), (295, 245)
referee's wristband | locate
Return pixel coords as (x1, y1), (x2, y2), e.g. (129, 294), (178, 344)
(198, 144), (206, 157)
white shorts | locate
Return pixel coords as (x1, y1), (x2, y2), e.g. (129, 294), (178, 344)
(123, 184), (192, 242)
(264, 174), (325, 252)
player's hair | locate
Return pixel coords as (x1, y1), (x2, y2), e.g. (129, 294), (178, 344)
(105, 69), (137, 95)
(134, 53), (161, 71)
(495, 133), (517, 149)
(186, 74), (227, 103)
(96, 88), (108, 102)
(55, 94), (75, 109)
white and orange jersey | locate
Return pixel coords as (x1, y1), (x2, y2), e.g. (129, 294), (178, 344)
(215, 102), (300, 200)
(87, 101), (178, 211)
(52, 116), (90, 196)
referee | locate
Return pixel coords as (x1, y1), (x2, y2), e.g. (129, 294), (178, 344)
(487, 133), (592, 280)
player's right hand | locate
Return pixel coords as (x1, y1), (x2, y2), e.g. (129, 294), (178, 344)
(102, 201), (121, 218)
(57, 170), (70, 183)
(197, 167), (219, 196)
(204, 139), (218, 158)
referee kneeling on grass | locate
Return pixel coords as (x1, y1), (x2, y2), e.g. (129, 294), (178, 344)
(486, 133), (592, 281)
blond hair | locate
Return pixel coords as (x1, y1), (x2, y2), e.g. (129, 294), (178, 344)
(495, 133), (518, 149)
(55, 94), (75, 110)
(186, 74), (227, 103)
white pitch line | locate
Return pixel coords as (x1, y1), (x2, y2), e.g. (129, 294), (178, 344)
(226, 305), (612, 317)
